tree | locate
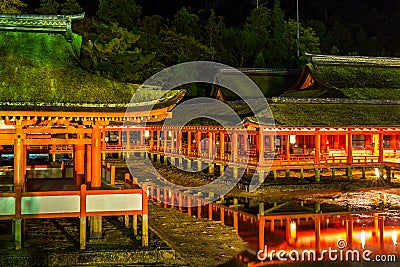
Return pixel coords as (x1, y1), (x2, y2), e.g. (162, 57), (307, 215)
(36, 0), (59, 15)
(173, 7), (200, 39)
(81, 22), (155, 83)
(284, 20), (320, 68)
(97, 0), (142, 30)
(270, 0), (288, 68)
(61, 0), (83, 15)
(205, 9), (225, 60)
(0, 0), (27, 14)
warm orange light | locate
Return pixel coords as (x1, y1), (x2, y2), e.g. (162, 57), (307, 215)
(392, 229), (398, 245)
(290, 221), (297, 238)
(360, 230), (366, 249)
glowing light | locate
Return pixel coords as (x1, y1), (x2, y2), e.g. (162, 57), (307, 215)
(392, 229), (398, 245)
(375, 168), (380, 177)
(168, 131), (172, 138)
(290, 221), (297, 238)
(360, 230), (366, 249)
(144, 130), (150, 138)
(289, 135), (296, 144)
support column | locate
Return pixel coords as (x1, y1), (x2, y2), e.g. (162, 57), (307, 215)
(232, 132), (238, 162)
(346, 131), (353, 164)
(208, 163), (214, 175)
(14, 219), (22, 250)
(187, 131), (192, 156)
(361, 167), (366, 179)
(86, 144), (91, 184)
(75, 128), (85, 186)
(314, 168), (320, 182)
(196, 131), (201, 157)
(150, 130), (154, 151)
(156, 130), (161, 152)
(259, 130), (264, 165)
(220, 132), (225, 160)
(347, 168), (353, 180)
(315, 130), (321, 164)
(90, 124), (102, 239)
(208, 132), (213, 159)
(378, 133), (384, 163)
(385, 167), (392, 182)
(14, 126), (25, 187)
(91, 125), (102, 188)
(285, 134), (290, 160)
(80, 216), (86, 250)
(89, 216), (102, 239)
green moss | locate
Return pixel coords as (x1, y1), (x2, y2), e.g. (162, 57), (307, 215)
(0, 31), (174, 105)
(314, 65), (400, 89)
(266, 104), (400, 126)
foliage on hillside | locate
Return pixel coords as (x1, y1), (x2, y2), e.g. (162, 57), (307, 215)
(0, 31), (142, 104)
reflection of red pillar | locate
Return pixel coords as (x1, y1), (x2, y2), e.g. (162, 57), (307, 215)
(259, 219), (265, 252)
(233, 212), (239, 234)
(379, 216), (385, 251)
(372, 213), (378, 241)
(346, 215), (353, 248)
(315, 216), (321, 253)
(91, 125), (101, 188)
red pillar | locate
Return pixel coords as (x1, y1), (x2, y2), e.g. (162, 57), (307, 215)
(315, 131), (321, 164)
(232, 132), (238, 162)
(220, 132), (225, 160)
(86, 144), (92, 183)
(346, 131), (353, 164)
(14, 126), (25, 187)
(196, 131), (201, 157)
(378, 132), (384, 162)
(75, 128), (85, 186)
(259, 130), (264, 165)
(285, 134), (290, 160)
(91, 124), (101, 188)
(208, 132), (213, 159)
(187, 131), (192, 156)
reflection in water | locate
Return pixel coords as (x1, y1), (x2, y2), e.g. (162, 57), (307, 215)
(225, 189), (400, 266)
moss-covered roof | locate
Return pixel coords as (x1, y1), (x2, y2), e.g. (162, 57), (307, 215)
(282, 54), (400, 100)
(267, 103), (400, 126)
(214, 68), (299, 100)
(0, 30), (183, 110)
